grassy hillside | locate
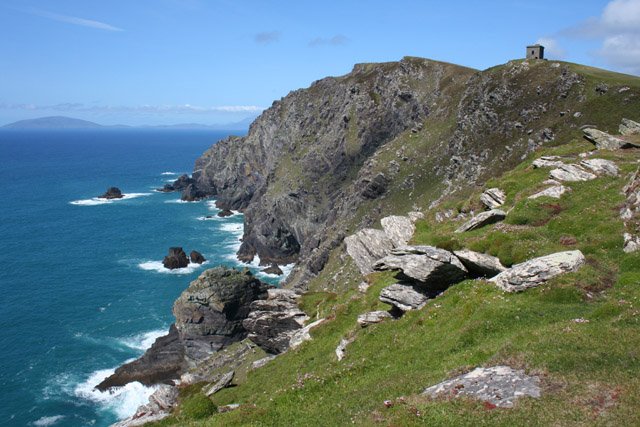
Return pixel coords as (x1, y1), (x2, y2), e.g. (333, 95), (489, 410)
(151, 62), (640, 426)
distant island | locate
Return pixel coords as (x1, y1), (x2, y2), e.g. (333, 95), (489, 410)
(1, 115), (255, 131)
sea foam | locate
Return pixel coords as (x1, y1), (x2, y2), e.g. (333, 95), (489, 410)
(33, 415), (65, 426)
(70, 193), (152, 206)
(138, 260), (208, 275)
(119, 329), (167, 351)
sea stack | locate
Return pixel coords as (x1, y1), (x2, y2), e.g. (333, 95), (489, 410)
(163, 247), (189, 269)
(99, 187), (124, 199)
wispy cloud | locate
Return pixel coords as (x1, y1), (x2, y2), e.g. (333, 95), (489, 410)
(29, 8), (124, 32)
(561, 0), (640, 74)
(535, 37), (566, 59)
(308, 34), (349, 47)
(0, 103), (265, 114)
(254, 31), (281, 45)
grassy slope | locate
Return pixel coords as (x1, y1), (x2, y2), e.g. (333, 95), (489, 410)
(152, 63), (640, 426)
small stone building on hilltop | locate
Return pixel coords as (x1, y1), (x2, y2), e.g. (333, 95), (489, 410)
(526, 44), (545, 60)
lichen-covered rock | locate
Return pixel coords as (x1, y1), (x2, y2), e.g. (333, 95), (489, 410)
(422, 366), (541, 408)
(489, 250), (586, 292)
(345, 229), (395, 274)
(455, 209), (506, 233)
(579, 158), (619, 177)
(619, 118), (640, 136)
(379, 283), (430, 312)
(480, 188), (506, 209)
(528, 185), (570, 200)
(374, 245), (468, 288)
(549, 164), (597, 182)
(453, 250), (506, 278)
(583, 128), (640, 150)
(356, 310), (393, 327)
(380, 215), (415, 246)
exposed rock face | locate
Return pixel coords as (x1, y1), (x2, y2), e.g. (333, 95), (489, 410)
(163, 247), (189, 270)
(480, 188), (506, 209)
(251, 355), (277, 370)
(357, 310), (393, 327)
(622, 167), (640, 253)
(455, 209), (506, 233)
(100, 187), (123, 199)
(289, 318), (326, 349)
(112, 385), (179, 427)
(532, 156), (565, 169)
(159, 174), (195, 192)
(422, 366), (541, 408)
(379, 283), (430, 311)
(345, 229), (395, 275)
(180, 339), (260, 385)
(380, 215), (415, 246)
(374, 245), (468, 288)
(203, 371), (234, 396)
(453, 250), (506, 278)
(528, 185), (570, 200)
(242, 289), (309, 354)
(579, 159), (619, 177)
(189, 250), (206, 264)
(549, 164), (597, 182)
(489, 250), (586, 292)
(173, 267), (270, 361)
(583, 128), (640, 150)
(619, 118), (640, 136)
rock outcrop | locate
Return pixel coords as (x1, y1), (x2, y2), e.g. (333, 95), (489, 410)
(579, 159), (619, 177)
(549, 164), (597, 182)
(357, 310), (394, 327)
(622, 167), (640, 253)
(455, 209), (506, 233)
(189, 250), (206, 264)
(380, 216), (415, 246)
(480, 188), (506, 210)
(262, 263), (284, 275)
(532, 156), (565, 169)
(162, 247), (189, 270)
(158, 174), (195, 193)
(529, 185), (570, 200)
(453, 250), (506, 278)
(100, 187), (124, 199)
(489, 250), (586, 292)
(423, 366), (541, 408)
(203, 371), (234, 396)
(583, 128), (640, 150)
(218, 209), (234, 217)
(345, 229), (395, 275)
(112, 385), (179, 427)
(619, 118), (640, 136)
(181, 183), (207, 202)
(379, 283), (430, 311)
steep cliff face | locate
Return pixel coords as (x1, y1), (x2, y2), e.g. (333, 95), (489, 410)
(191, 57), (639, 290)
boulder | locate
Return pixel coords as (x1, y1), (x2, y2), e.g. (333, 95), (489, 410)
(218, 209), (234, 217)
(262, 263), (284, 275)
(356, 310), (393, 327)
(163, 247), (189, 269)
(528, 185), (570, 200)
(532, 156), (565, 169)
(579, 158), (619, 177)
(189, 250), (206, 264)
(251, 355), (277, 370)
(173, 267), (270, 361)
(624, 233), (640, 253)
(181, 183), (207, 202)
(453, 250), (506, 278)
(373, 245), (468, 288)
(422, 366), (541, 408)
(99, 187), (124, 199)
(345, 228), (395, 274)
(112, 384), (179, 427)
(619, 118), (640, 136)
(549, 164), (597, 182)
(203, 371), (234, 396)
(455, 209), (506, 233)
(489, 250), (586, 292)
(480, 188), (506, 209)
(243, 288), (309, 354)
(583, 128), (640, 150)
(380, 215), (415, 246)
(379, 283), (429, 311)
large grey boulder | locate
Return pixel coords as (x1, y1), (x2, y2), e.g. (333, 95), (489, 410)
(453, 250), (506, 278)
(422, 366), (541, 408)
(379, 283), (429, 311)
(455, 209), (506, 233)
(624, 233), (640, 253)
(112, 385), (179, 427)
(345, 228), (395, 274)
(549, 164), (597, 182)
(583, 128), (640, 150)
(480, 188), (506, 209)
(374, 245), (468, 288)
(532, 156), (565, 169)
(380, 215), (415, 246)
(579, 159), (619, 177)
(528, 185), (570, 200)
(489, 250), (586, 292)
(619, 118), (640, 136)
(357, 310), (393, 327)
(203, 371), (234, 396)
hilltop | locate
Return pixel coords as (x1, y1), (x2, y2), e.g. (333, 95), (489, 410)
(106, 57), (640, 426)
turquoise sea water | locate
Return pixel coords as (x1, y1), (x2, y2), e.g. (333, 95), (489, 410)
(0, 130), (283, 427)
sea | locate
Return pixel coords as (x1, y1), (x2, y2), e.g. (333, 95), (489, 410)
(0, 129), (289, 427)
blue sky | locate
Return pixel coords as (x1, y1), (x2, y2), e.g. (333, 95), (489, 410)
(1, 0), (639, 126)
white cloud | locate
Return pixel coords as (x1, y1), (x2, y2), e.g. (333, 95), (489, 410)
(309, 35), (349, 47)
(0, 103), (265, 114)
(30, 8), (124, 32)
(535, 37), (566, 59)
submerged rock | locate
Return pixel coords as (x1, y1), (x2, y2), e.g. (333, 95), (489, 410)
(423, 366), (541, 408)
(99, 187), (124, 199)
(489, 250), (586, 292)
(455, 209), (506, 233)
(453, 250), (506, 278)
(163, 247), (189, 269)
(345, 228), (395, 275)
(189, 250), (206, 264)
(480, 188), (506, 210)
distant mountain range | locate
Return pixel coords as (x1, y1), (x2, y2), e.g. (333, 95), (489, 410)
(1, 115), (256, 131)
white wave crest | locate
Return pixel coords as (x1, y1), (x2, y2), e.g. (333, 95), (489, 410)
(160, 171), (178, 175)
(163, 199), (197, 204)
(119, 330), (167, 351)
(138, 260), (208, 275)
(257, 263), (296, 280)
(74, 368), (157, 420)
(33, 415), (65, 426)
(70, 193), (152, 206)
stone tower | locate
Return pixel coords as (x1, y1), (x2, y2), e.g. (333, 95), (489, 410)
(526, 44), (545, 60)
